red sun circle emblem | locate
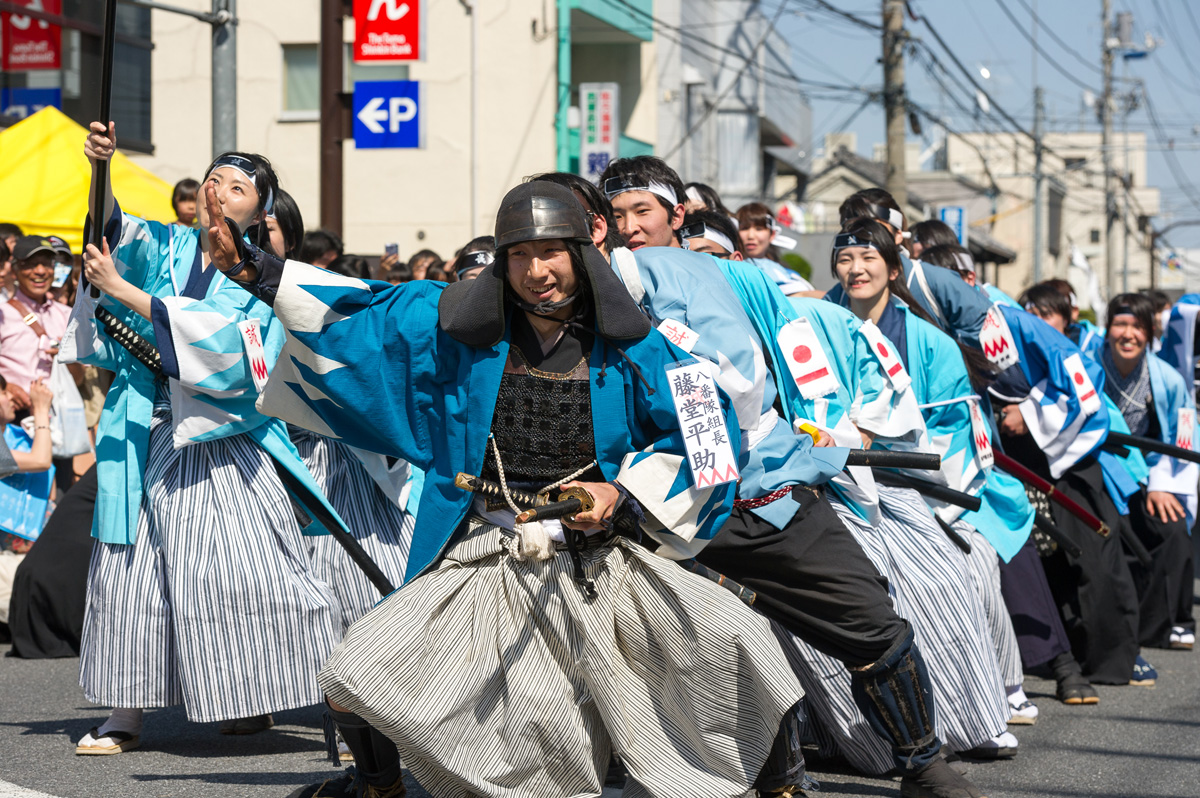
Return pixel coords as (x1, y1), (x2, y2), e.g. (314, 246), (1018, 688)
(1073, 372), (1084, 385)
(876, 342), (890, 358)
(794, 345), (812, 364)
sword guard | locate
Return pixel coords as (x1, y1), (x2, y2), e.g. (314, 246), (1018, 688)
(557, 485), (595, 514)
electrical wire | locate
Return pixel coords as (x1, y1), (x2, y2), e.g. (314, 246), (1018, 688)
(990, 0), (1100, 93)
(1008, 0), (1103, 76)
(661, 0), (790, 159)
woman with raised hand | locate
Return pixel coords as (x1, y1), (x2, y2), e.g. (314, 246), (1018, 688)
(70, 121), (341, 753)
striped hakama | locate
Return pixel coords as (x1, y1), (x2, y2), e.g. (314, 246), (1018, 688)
(318, 519), (803, 798)
(291, 428), (414, 630)
(956, 520), (1024, 690)
(786, 488), (1010, 774)
(79, 404), (342, 723)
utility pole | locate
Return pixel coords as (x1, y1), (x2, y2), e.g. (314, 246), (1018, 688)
(210, 0), (236, 157)
(121, 0), (238, 157)
(1032, 86), (1045, 283)
(882, 0), (908, 210)
(319, 0), (352, 234)
(1101, 0), (1116, 298)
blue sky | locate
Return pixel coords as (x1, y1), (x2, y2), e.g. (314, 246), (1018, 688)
(772, 0), (1200, 250)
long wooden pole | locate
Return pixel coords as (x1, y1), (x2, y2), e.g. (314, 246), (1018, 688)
(89, 0), (119, 299)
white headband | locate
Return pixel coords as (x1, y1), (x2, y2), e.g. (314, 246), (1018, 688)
(685, 186), (704, 205)
(682, 224), (735, 255)
(953, 251), (976, 275)
(602, 176), (679, 206)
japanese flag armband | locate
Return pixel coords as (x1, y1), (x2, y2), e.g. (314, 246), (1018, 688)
(1062, 353), (1101, 417)
(777, 317), (839, 399)
(858, 320), (912, 392)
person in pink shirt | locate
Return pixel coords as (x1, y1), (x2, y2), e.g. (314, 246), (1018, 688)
(0, 236), (73, 413)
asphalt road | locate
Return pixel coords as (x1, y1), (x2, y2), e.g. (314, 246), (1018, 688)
(1, 587), (1197, 797)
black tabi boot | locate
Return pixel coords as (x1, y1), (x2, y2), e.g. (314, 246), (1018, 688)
(754, 701), (819, 797)
(850, 629), (985, 798)
(1051, 651), (1099, 705)
(292, 707), (406, 798)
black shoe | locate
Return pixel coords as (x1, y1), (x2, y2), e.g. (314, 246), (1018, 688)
(288, 768), (406, 798)
(900, 758), (985, 798)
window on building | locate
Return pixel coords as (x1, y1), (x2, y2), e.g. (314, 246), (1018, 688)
(281, 43), (409, 121)
(282, 44), (319, 117)
(1090, 228), (1101, 244)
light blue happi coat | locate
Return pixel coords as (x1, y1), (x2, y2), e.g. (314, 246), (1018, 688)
(253, 261), (740, 582)
(714, 259), (928, 520)
(1106, 347), (1200, 525)
(983, 283), (1021, 309)
(746, 257), (813, 295)
(888, 302), (1034, 561)
(1069, 319), (1105, 362)
(997, 305), (1112, 479)
(60, 206), (344, 545)
(611, 246), (845, 534)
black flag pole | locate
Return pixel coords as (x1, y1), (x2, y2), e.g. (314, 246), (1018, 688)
(89, 0), (120, 299)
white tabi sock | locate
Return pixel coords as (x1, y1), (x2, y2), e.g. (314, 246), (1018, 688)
(79, 708), (144, 746)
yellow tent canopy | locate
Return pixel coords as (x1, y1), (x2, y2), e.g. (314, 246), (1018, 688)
(0, 107), (176, 253)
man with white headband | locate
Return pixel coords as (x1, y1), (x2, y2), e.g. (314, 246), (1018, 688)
(680, 210), (743, 259)
(532, 169), (991, 798)
(599, 156), (687, 251)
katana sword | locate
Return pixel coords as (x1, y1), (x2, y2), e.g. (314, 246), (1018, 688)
(1104, 431), (1200, 466)
(871, 470), (983, 512)
(933, 516), (972, 555)
(993, 451), (1111, 538)
(453, 472), (593, 522)
(1033, 512), (1082, 559)
(844, 449), (941, 470)
(454, 472), (759, 606)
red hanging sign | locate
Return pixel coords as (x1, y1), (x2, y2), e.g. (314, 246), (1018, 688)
(354, 0), (421, 62)
(1, 0), (61, 71)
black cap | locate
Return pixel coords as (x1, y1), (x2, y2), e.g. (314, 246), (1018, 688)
(494, 182), (592, 250)
(46, 235), (72, 257)
(12, 235), (56, 261)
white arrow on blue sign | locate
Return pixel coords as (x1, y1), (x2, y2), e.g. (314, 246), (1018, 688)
(353, 80), (420, 149)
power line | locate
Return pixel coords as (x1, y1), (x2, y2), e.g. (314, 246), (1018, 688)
(1141, 84), (1200, 214)
(662, 0), (791, 159)
(990, 0), (1100, 93)
(788, 0), (880, 32)
(1008, 0), (1103, 76)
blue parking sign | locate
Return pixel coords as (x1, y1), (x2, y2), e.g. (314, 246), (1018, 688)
(353, 80), (420, 149)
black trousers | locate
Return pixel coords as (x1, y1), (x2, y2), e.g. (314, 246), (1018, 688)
(1039, 459), (1141, 684)
(696, 487), (909, 669)
(1126, 490), (1196, 645)
(999, 537), (1072, 670)
(8, 465), (97, 658)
